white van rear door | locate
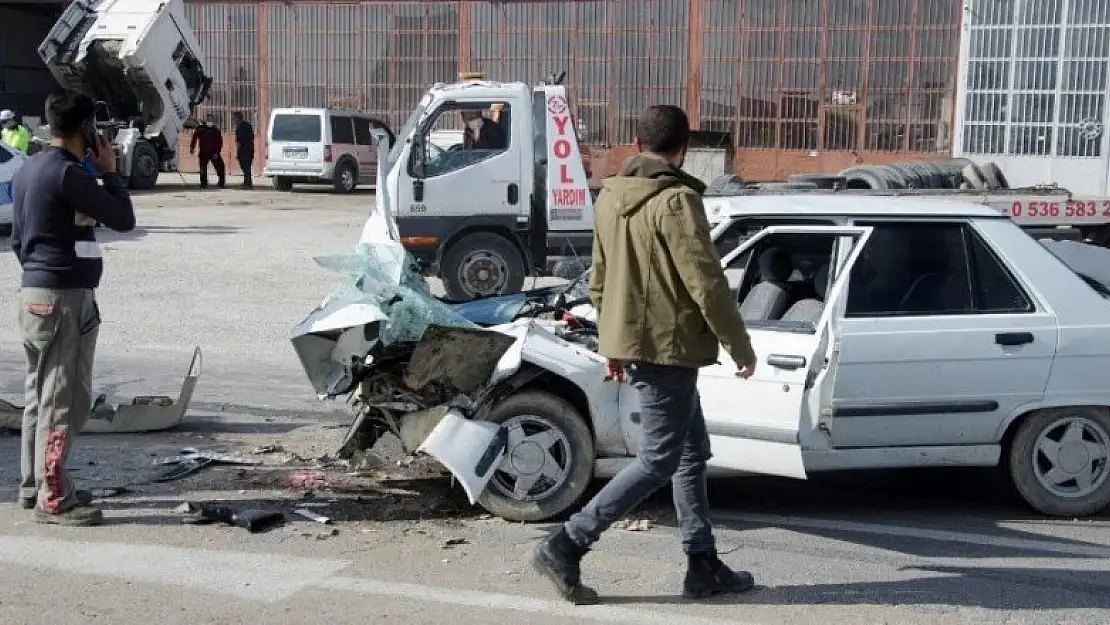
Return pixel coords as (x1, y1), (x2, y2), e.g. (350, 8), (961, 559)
(268, 111), (325, 171)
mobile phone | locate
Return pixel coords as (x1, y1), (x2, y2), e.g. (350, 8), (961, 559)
(83, 118), (100, 157)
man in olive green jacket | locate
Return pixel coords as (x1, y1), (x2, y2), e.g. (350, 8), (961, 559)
(532, 105), (758, 605)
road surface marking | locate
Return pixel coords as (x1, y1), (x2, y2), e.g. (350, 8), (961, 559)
(320, 576), (761, 625)
(714, 512), (1110, 559)
(0, 534), (760, 624)
(0, 535), (347, 602)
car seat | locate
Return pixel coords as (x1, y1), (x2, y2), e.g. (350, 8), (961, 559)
(780, 263), (829, 324)
(739, 247), (795, 321)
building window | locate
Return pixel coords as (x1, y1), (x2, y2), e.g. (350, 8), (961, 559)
(962, 0), (1110, 157)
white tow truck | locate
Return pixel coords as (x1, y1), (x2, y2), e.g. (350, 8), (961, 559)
(382, 71), (596, 301)
(37, 0), (213, 190)
(383, 73), (1110, 300)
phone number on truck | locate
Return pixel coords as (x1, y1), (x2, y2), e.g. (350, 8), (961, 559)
(1005, 200), (1110, 224)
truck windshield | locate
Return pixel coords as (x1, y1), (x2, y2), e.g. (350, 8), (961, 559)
(271, 114), (321, 142)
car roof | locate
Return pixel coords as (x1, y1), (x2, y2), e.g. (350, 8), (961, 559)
(713, 194), (1006, 220)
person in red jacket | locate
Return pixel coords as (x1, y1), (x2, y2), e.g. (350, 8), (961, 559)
(190, 114), (225, 189)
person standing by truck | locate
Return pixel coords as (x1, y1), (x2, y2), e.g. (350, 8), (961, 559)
(1, 109), (31, 154)
(10, 89), (136, 526)
(232, 111), (254, 189)
(531, 105), (759, 604)
(190, 114), (225, 189)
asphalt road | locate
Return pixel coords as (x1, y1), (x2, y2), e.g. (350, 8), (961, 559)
(0, 177), (1108, 625)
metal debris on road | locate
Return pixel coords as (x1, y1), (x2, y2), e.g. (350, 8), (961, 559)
(89, 487), (130, 499)
(173, 501), (285, 533)
(151, 447), (263, 483)
(251, 444), (285, 454)
(293, 507), (333, 525)
(612, 518), (652, 532)
(442, 537), (469, 548)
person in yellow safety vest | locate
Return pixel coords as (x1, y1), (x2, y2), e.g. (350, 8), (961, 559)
(1, 109), (32, 154)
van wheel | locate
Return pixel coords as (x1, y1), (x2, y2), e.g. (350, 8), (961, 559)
(1007, 406), (1110, 517)
(273, 176), (293, 191)
(128, 140), (159, 190)
(334, 161), (357, 194)
(478, 390), (595, 522)
(441, 232), (526, 301)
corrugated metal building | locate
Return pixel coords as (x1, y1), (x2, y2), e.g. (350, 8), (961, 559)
(954, 0), (1110, 195)
(2, 0), (1027, 183)
(177, 0), (964, 180)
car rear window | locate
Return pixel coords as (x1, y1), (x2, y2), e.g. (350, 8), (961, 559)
(271, 114), (321, 142)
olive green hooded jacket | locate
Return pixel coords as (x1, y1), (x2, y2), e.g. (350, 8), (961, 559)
(588, 153), (756, 369)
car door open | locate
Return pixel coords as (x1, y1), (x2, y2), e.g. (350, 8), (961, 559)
(699, 224), (873, 480)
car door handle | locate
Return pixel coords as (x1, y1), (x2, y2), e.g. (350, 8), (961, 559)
(767, 354), (807, 370)
(996, 332), (1034, 346)
(507, 183), (519, 205)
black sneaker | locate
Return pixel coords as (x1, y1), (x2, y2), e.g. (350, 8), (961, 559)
(34, 504), (104, 526)
(531, 528), (599, 605)
(682, 552), (755, 599)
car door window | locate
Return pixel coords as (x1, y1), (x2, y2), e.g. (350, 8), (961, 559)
(330, 116), (355, 145)
(845, 221), (1033, 317)
(410, 102), (511, 178)
(731, 231), (841, 331)
(353, 117), (373, 146)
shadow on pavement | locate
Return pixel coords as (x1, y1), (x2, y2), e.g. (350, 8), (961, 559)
(96, 224), (242, 242)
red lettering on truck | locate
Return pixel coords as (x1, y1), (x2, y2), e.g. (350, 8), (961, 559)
(552, 188), (588, 206)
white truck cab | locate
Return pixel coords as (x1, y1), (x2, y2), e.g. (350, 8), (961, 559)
(37, 0), (213, 190)
(382, 73), (595, 301)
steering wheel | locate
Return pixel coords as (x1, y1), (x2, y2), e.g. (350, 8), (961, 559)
(446, 143), (466, 153)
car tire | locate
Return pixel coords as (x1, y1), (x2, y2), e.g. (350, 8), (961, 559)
(477, 390), (595, 522)
(1006, 406), (1110, 517)
(128, 139), (159, 190)
(333, 161), (357, 194)
(441, 232), (526, 301)
(273, 176), (293, 191)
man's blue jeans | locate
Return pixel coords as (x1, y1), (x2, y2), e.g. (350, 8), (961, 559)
(563, 361), (716, 555)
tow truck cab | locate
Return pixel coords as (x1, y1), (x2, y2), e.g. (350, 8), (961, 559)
(383, 73), (595, 301)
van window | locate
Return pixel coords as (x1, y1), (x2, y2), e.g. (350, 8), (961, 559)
(271, 114), (321, 142)
(354, 118), (373, 146)
(330, 116), (356, 145)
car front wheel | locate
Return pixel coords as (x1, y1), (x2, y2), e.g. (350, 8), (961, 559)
(1007, 406), (1110, 517)
(477, 390), (595, 522)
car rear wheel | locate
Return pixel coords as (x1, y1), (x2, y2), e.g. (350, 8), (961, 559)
(477, 390), (595, 522)
(333, 161), (357, 194)
(1007, 406), (1110, 517)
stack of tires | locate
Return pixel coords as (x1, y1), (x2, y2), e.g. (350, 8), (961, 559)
(836, 159), (1011, 191)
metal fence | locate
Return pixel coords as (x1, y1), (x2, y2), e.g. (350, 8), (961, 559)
(184, 0), (963, 175)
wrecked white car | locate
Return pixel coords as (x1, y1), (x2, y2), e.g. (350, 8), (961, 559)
(294, 193), (1110, 521)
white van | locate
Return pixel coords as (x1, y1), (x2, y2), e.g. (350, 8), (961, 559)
(262, 107), (393, 194)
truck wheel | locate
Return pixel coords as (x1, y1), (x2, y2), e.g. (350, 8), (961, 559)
(333, 161), (357, 194)
(478, 390), (595, 522)
(273, 176), (293, 191)
(1006, 406), (1110, 517)
(128, 140), (159, 190)
(442, 232), (526, 300)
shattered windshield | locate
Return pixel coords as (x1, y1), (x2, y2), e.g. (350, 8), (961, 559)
(386, 99), (429, 169)
(562, 269), (591, 301)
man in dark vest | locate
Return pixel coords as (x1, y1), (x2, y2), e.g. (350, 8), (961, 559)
(233, 111), (255, 189)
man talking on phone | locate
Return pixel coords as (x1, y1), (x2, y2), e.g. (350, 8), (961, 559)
(10, 89), (135, 526)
